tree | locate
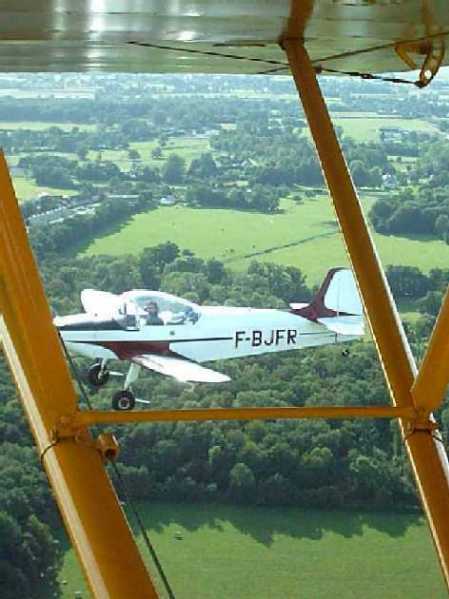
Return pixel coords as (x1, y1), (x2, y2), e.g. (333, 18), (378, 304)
(387, 203), (434, 235)
(386, 266), (430, 299)
(0, 511), (61, 598)
(163, 154), (185, 184)
(139, 166), (159, 183)
(0, 515), (30, 598)
(151, 146), (162, 159)
(162, 271), (209, 303)
(98, 256), (142, 293)
(34, 165), (74, 188)
(301, 447), (335, 487)
(229, 463), (256, 502)
(121, 119), (153, 141)
(435, 214), (449, 242)
(369, 198), (395, 232)
(76, 145), (89, 161)
(205, 259), (226, 284)
(417, 290), (443, 317)
(350, 160), (370, 187)
(139, 242), (180, 274)
(188, 153), (218, 178)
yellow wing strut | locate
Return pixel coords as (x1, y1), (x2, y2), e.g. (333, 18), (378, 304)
(2, 32), (449, 594)
(0, 153), (158, 598)
(283, 39), (449, 588)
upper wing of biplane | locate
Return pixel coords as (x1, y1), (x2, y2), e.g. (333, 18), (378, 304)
(0, 1), (447, 77)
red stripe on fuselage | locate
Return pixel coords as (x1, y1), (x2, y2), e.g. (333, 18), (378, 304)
(71, 335), (234, 361)
(86, 340), (171, 360)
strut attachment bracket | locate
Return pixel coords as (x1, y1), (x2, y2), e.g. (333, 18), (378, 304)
(404, 409), (439, 436)
(395, 37), (445, 88)
(53, 415), (120, 461)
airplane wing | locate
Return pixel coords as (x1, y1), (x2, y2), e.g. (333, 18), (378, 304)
(80, 289), (121, 317)
(0, 3), (448, 76)
(131, 354), (231, 383)
(317, 316), (364, 337)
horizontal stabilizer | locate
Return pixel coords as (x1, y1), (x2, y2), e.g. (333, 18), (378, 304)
(317, 316), (364, 336)
(289, 302), (308, 310)
(132, 354), (231, 383)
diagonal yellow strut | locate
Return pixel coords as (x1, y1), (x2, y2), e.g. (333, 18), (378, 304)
(283, 39), (449, 588)
(0, 153), (158, 598)
(1, 40), (449, 597)
(412, 287), (449, 411)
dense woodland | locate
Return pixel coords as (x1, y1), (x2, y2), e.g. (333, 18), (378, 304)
(2, 242), (449, 596)
(1, 74), (449, 596)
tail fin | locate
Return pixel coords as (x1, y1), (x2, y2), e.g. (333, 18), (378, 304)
(291, 268), (362, 320)
(318, 268), (362, 316)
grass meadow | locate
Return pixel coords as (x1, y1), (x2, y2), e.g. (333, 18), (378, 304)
(330, 116), (440, 142)
(59, 503), (446, 599)
(5, 116), (437, 203)
(12, 176), (77, 201)
(131, 136), (211, 167)
(6, 131), (210, 201)
(4, 113), (444, 598)
(85, 137), (210, 171)
(84, 195), (449, 286)
(0, 120), (95, 131)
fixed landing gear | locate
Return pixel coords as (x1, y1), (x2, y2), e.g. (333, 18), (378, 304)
(111, 362), (141, 411)
(86, 360), (143, 410)
(87, 360), (110, 387)
(112, 390), (136, 411)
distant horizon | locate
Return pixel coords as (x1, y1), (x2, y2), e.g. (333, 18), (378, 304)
(0, 67), (447, 82)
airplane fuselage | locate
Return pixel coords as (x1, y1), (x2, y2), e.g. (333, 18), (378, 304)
(58, 305), (357, 364)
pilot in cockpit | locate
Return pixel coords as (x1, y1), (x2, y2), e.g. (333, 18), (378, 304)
(144, 301), (164, 326)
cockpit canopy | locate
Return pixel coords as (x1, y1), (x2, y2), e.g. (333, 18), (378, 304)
(117, 290), (200, 329)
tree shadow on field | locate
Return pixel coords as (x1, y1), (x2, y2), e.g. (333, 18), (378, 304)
(380, 231), (445, 244)
(66, 214), (137, 256)
(133, 502), (422, 547)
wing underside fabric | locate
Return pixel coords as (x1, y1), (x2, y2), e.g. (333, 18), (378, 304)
(0, 3), (448, 74)
(131, 354), (230, 383)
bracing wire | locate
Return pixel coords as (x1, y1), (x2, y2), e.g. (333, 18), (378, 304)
(128, 40), (432, 86)
(110, 461), (176, 599)
(59, 334), (176, 598)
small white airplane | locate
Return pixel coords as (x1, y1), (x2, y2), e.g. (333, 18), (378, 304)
(55, 268), (364, 410)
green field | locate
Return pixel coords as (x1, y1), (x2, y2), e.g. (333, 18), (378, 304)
(131, 136), (211, 167)
(86, 148), (137, 170)
(329, 117), (439, 142)
(0, 120), (95, 131)
(83, 136), (211, 171)
(12, 176), (77, 202)
(59, 503), (445, 598)
(5, 132), (208, 203)
(84, 195), (449, 285)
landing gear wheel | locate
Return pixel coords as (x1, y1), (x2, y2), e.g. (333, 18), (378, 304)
(87, 362), (110, 387)
(112, 390), (136, 411)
